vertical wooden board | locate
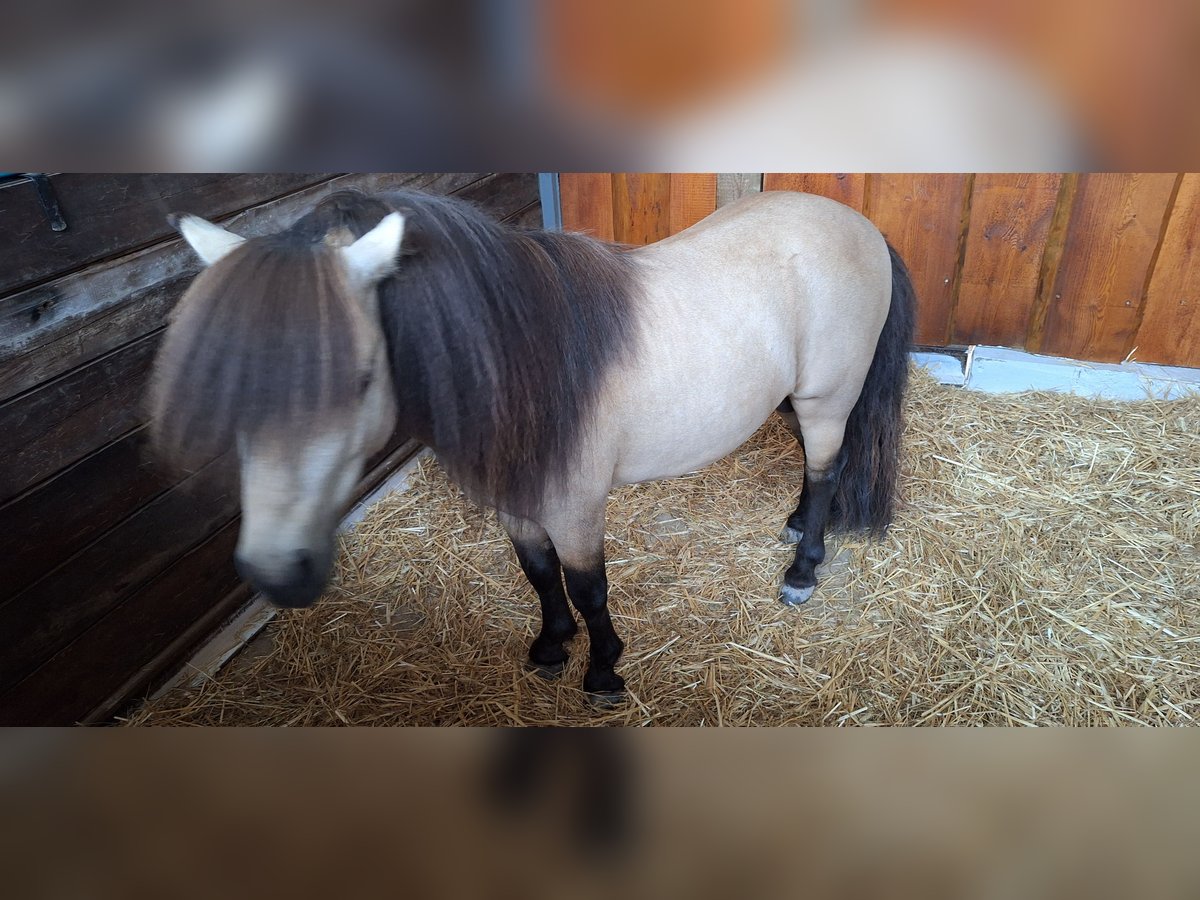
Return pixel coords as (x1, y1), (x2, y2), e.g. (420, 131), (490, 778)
(763, 174), (865, 211)
(1134, 174), (1200, 366)
(951, 173), (1063, 348)
(559, 174), (616, 240)
(717, 173), (763, 208)
(612, 173), (672, 245)
(1037, 173), (1178, 362)
(668, 173), (717, 234)
(868, 174), (970, 346)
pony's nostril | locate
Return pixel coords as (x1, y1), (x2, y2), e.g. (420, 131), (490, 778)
(293, 550), (314, 579)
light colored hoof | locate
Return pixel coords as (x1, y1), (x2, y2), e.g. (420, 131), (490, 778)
(780, 526), (804, 544)
(780, 583), (815, 606)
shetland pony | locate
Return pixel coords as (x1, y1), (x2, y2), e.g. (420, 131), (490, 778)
(150, 187), (915, 698)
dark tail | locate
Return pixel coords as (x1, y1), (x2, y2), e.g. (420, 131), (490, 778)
(830, 241), (916, 536)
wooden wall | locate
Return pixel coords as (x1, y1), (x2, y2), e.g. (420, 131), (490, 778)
(0, 173), (541, 725)
(560, 173), (1200, 368)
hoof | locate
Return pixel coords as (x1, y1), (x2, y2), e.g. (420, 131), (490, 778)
(780, 583), (815, 606)
(526, 658), (567, 680)
(583, 670), (625, 703)
(779, 525), (804, 544)
(586, 690), (627, 710)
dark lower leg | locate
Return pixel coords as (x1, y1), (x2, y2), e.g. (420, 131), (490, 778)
(778, 400), (807, 541)
(563, 561), (625, 695)
(781, 469), (838, 604)
(512, 539), (578, 670)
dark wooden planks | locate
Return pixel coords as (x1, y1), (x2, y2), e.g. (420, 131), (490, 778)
(1036, 173), (1178, 361)
(763, 173), (866, 211)
(0, 453), (239, 694)
(455, 172), (540, 221)
(1135, 174), (1200, 366)
(507, 202), (545, 229)
(950, 174), (1063, 347)
(0, 439), (425, 726)
(0, 174), (328, 299)
(0, 521), (248, 726)
(0, 426), (167, 600)
(0, 331), (161, 501)
(867, 174), (972, 347)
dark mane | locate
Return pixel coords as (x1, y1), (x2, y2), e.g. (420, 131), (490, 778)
(376, 189), (636, 515)
(150, 187), (637, 513)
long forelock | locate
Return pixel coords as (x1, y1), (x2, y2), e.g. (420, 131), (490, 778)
(149, 233), (373, 472)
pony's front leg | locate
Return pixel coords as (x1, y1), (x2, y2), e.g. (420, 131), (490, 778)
(500, 514), (578, 677)
(563, 558), (624, 697)
(546, 505), (625, 698)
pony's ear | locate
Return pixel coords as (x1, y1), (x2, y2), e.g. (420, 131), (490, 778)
(170, 213), (246, 267)
(341, 212), (405, 287)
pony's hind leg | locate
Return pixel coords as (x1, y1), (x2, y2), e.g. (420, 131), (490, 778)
(776, 399), (807, 543)
(780, 408), (847, 606)
(500, 514), (579, 677)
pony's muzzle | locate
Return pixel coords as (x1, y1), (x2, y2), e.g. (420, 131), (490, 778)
(235, 549), (330, 609)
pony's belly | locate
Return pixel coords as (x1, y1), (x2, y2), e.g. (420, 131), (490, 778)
(612, 411), (772, 487)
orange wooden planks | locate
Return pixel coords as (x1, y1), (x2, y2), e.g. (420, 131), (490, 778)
(558, 173), (616, 240)
(1036, 173), (1178, 362)
(612, 173), (672, 245)
(951, 173), (1063, 348)
(1134, 174), (1200, 367)
(668, 173), (718, 234)
(763, 173), (866, 211)
(867, 174), (971, 346)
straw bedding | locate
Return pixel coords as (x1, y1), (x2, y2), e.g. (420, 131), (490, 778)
(125, 368), (1200, 726)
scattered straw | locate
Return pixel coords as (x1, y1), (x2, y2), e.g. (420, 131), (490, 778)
(125, 368), (1200, 725)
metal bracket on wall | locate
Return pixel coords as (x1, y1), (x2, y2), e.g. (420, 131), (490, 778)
(21, 174), (69, 232)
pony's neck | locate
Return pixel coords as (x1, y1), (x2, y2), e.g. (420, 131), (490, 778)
(374, 221), (635, 513)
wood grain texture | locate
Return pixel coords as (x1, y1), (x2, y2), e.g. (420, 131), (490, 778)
(454, 173), (541, 222)
(763, 173), (866, 211)
(1134, 174), (1200, 366)
(668, 173), (717, 233)
(612, 173), (672, 245)
(0, 452), (239, 694)
(951, 173), (1063, 347)
(559, 173), (616, 240)
(0, 438), (423, 726)
(0, 521), (247, 726)
(867, 174), (971, 346)
(0, 331), (161, 502)
(0, 426), (167, 601)
(1036, 173), (1178, 361)
(0, 174), (327, 299)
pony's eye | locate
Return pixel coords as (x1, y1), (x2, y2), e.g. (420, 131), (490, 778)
(358, 371), (373, 397)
